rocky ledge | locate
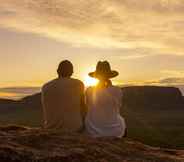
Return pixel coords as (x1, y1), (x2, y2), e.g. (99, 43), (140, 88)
(0, 126), (183, 162)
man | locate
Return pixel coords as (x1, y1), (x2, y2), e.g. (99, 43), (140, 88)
(41, 60), (85, 131)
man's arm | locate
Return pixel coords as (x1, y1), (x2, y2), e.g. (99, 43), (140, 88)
(41, 88), (47, 128)
(80, 83), (87, 130)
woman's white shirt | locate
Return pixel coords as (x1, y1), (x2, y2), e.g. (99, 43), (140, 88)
(85, 86), (126, 138)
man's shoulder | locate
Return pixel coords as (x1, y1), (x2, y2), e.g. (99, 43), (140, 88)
(70, 78), (84, 87)
(42, 79), (58, 91)
(42, 78), (84, 91)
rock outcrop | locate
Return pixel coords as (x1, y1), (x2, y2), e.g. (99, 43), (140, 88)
(122, 86), (183, 108)
(0, 126), (183, 162)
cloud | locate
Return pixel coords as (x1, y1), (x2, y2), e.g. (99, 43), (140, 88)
(143, 69), (184, 85)
(159, 77), (184, 84)
(0, 0), (184, 57)
(161, 70), (184, 77)
(0, 9), (16, 16)
(0, 87), (40, 99)
(0, 87), (40, 94)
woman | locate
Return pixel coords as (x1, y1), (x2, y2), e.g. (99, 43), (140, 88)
(85, 61), (126, 138)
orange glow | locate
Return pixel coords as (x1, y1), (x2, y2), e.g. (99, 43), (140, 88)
(0, 92), (17, 98)
(84, 75), (99, 87)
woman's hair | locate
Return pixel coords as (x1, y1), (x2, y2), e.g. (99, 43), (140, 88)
(106, 80), (112, 86)
(97, 79), (112, 88)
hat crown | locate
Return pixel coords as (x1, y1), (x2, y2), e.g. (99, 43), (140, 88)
(96, 61), (111, 74)
(89, 60), (118, 78)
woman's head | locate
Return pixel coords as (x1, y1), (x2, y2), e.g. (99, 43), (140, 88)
(88, 61), (118, 87)
(89, 61), (118, 81)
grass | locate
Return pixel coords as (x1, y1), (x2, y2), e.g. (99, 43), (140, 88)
(123, 106), (184, 149)
(0, 107), (42, 127)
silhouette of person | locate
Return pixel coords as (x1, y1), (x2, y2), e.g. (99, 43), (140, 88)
(41, 60), (85, 132)
(85, 61), (126, 137)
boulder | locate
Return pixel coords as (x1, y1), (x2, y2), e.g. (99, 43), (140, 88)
(0, 126), (183, 162)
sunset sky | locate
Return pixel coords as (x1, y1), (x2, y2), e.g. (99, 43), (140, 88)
(1, 0), (184, 92)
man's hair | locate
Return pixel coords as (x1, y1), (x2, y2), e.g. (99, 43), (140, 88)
(57, 60), (73, 77)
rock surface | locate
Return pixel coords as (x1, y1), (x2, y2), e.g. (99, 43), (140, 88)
(0, 125), (183, 162)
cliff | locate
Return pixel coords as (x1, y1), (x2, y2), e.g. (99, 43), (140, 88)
(122, 86), (183, 108)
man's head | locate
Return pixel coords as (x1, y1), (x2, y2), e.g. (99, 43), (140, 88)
(57, 60), (73, 78)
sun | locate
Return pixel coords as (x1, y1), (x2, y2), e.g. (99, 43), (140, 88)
(84, 75), (99, 87)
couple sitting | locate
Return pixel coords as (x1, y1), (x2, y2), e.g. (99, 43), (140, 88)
(42, 60), (126, 138)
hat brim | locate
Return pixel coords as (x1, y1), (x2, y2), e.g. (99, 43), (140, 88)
(89, 70), (119, 79)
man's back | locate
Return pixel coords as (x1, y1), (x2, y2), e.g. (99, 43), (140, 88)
(42, 78), (84, 131)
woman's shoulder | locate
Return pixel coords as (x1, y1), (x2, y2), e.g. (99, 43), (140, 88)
(108, 86), (122, 96)
(109, 85), (122, 91)
(86, 86), (95, 93)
